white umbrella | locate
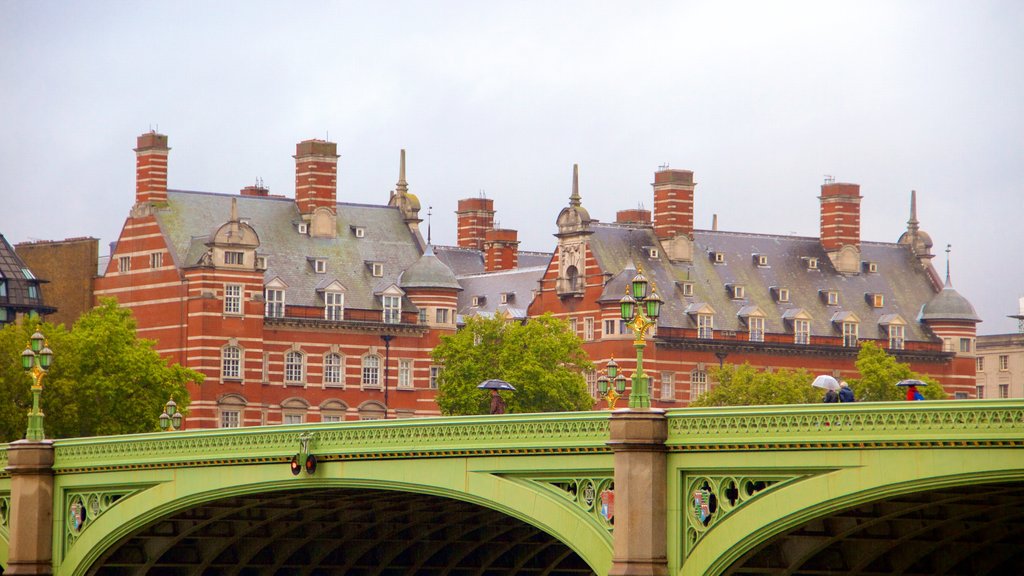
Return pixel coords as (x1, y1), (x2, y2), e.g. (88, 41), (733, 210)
(811, 375), (840, 391)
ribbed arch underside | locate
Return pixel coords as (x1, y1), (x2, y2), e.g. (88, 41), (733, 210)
(725, 481), (1024, 576)
(86, 488), (595, 576)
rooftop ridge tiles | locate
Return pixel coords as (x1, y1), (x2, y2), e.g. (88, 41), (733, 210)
(457, 265), (549, 279)
(167, 189), (401, 211)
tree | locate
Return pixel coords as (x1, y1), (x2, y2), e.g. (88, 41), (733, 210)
(0, 299), (202, 442)
(849, 341), (945, 402)
(432, 313), (594, 415)
(689, 363), (821, 407)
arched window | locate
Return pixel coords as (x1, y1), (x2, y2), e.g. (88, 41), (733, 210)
(221, 345), (242, 380)
(320, 399), (348, 423)
(218, 394), (247, 428)
(362, 355), (381, 388)
(358, 400), (386, 420)
(324, 353), (343, 387)
(566, 265), (579, 291)
(281, 397), (309, 424)
(285, 350), (305, 384)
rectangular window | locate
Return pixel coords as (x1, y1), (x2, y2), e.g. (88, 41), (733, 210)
(843, 322), (859, 347)
(224, 284), (242, 315)
(682, 282), (694, 297)
(222, 347), (241, 380)
(976, 357), (984, 372)
(584, 317), (595, 341)
(619, 319), (628, 334)
(150, 252), (163, 268)
(220, 410), (240, 428)
(324, 354), (343, 386)
(697, 314), (713, 339)
(999, 383), (1009, 399)
(888, 324), (905, 350)
(0, 308), (7, 323)
(325, 291), (344, 321)
(568, 317), (578, 335)
(265, 288), (285, 318)
(0, 280), (6, 297)
(224, 251), (244, 265)
(27, 285), (38, 299)
(383, 295), (401, 324)
(435, 308), (449, 324)
(691, 371), (708, 399)
(398, 359), (413, 389)
(944, 338), (953, 352)
(748, 317), (764, 342)
(959, 338), (972, 353)
(362, 356), (380, 388)
(604, 320), (616, 337)
(660, 372), (676, 401)
(418, 308), (427, 323)
(372, 262), (384, 277)
(118, 256), (130, 273)
(827, 291), (839, 305)
(585, 370), (597, 397)
(314, 259), (326, 273)
(976, 385), (984, 399)
(999, 355), (1009, 371)
(732, 285), (745, 299)
(794, 319), (810, 345)
(285, 351), (304, 384)
(283, 413), (305, 425)
(872, 294), (884, 308)
(807, 257), (818, 269)
(429, 366), (441, 389)
(322, 414), (343, 423)
(777, 288), (790, 303)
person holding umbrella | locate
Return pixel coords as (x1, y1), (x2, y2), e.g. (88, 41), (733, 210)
(897, 379), (927, 401)
(812, 375), (840, 403)
(478, 379), (515, 414)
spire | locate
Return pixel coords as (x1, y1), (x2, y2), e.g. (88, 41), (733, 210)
(396, 149), (408, 196)
(945, 244), (952, 287)
(569, 164), (581, 207)
(427, 205), (433, 245)
(906, 190), (919, 233)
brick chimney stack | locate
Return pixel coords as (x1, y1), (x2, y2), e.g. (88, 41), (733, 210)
(456, 197), (495, 250)
(652, 169), (695, 240)
(135, 131), (170, 204)
(819, 182), (862, 251)
(483, 228), (519, 272)
(240, 184), (269, 197)
(616, 208), (652, 225)
(294, 139), (339, 215)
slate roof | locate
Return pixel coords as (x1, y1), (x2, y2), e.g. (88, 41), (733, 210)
(433, 246), (551, 277)
(156, 190), (425, 310)
(585, 222), (943, 342)
(399, 245), (461, 291)
(0, 234), (55, 316)
(920, 280), (982, 322)
(456, 265), (547, 320)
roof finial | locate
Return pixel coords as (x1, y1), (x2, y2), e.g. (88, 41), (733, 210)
(396, 149), (408, 195)
(945, 243), (952, 287)
(907, 190), (919, 233)
(427, 205), (433, 245)
(230, 197), (238, 222)
(569, 164), (581, 207)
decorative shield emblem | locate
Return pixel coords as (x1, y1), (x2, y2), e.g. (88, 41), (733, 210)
(70, 499), (84, 532)
(693, 489), (711, 524)
(600, 489), (615, 522)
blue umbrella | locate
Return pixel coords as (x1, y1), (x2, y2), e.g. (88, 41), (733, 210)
(477, 379), (516, 391)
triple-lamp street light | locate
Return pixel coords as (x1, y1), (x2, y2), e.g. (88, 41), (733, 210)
(20, 330), (53, 441)
(612, 267), (663, 409)
(597, 357), (628, 409)
(159, 397), (184, 431)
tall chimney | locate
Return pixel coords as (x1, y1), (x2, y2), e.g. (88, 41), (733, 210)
(652, 169), (695, 240)
(135, 131), (170, 204)
(456, 197), (495, 250)
(483, 228), (519, 272)
(294, 139), (339, 216)
(819, 182), (862, 251)
(616, 208), (652, 225)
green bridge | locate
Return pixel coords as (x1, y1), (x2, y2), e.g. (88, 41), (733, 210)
(2, 401), (1022, 576)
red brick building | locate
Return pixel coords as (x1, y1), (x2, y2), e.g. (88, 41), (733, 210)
(95, 132), (463, 428)
(526, 167), (980, 405)
(15, 237), (99, 328)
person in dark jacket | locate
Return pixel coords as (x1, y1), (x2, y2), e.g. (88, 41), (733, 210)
(838, 381), (855, 402)
(823, 389), (839, 403)
(490, 390), (507, 414)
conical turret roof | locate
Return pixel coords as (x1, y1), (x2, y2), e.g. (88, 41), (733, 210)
(399, 245), (461, 290)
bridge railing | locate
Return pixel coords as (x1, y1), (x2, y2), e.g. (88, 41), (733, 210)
(665, 399), (1024, 450)
(45, 411), (613, 473)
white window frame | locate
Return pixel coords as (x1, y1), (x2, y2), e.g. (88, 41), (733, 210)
(398, 359), (413, 389)
(794, 319), (811, 345)
(429, 365), (441, 389)
(842, 322), (859, 347)
(959, 338), (973, 353)
(713, 252), (725, 263)
(436, 308), (449, 324)
(976, 357), (984, 372)
(888, 324), (905, 350)
(372, 262), (384, 277)
(283, 413), (305, 425)
(604, 319), (616, 337)
(827, 291), (839, 305)
(999, 383), (1009, 399)
(418, 308), (427, 323)
(697, 314), (714, 339)
(224, 251), (244, 265)
(757, 255), (768, 266)
(322, 414), (343, 423)
(569, 317), (578, 335)
(323, 353), (343, 387)
(660, 371), (676, 401)
(362, 355), (381, 388)
(222, 346), (242, 380)
(807, 257), (818, 270)
(778, 288), (790, 303)
(383, 295), (401, 324)
(873, 294), (884, 308)
(224, 284), (242, 315)
(999, 355), (1009, 371)
(748, 316), (764, 342)
(691, 370), (708, 399)
(976, 385), (984, 399)
(150, 252), (163, 268)
(682, 282), (694, 297)
(732, 285), (745, 299)
(118, 255), (130, 273)
(220, 410), (241, 428)
(265, 288), (285, 318)
(500, 293), (510, 304)
(284, 351), (305, 384)
(584, 317), (595, 341)
(325, 291), (344, 321)
(314, 259), (327, 273)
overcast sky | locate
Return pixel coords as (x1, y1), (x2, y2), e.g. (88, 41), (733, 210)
(1, 1), (1021, 333)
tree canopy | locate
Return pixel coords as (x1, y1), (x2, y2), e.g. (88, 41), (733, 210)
(689, 363), (821, 407)
(0, 299), (202, 442)
(432, 313), (594, 415)
(848, 341), (946, 401)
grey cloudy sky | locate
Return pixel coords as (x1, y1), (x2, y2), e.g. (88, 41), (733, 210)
(1, 1), (1021, 333)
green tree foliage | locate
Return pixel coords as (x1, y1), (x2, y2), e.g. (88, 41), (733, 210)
(432, 313), (594, 415)
(689, 363), (821, 407)
(0, 299), (202, 442)
(849, 341), (945, 401)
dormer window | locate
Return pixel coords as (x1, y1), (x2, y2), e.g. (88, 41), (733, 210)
(368, 262), (384, 277)
(681, 282), (694, 297)
(711, 251), (725, 264)
(500, 293), (511, 304)
(822, 290), (839, 305)
(224, 251), (244, 266)
(754, 254), (768, 267)
(352, 226), (366, 238)
(312, 258), (327, 274)
(863, 261), (878, 273)
(728, 284), (745, 299)
(648, 247), (659, 259)
(867, 293), (884, 308)
(255, 256), (267, 270)
(297, 223), (308, 234)
(806, 257), (819, 270)
(773, 287), (790, 303)
(472, 295), (486, 307)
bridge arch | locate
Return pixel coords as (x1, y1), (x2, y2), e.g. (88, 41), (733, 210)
(685, 450), (1024, 576)
(60, 456), (612, 576)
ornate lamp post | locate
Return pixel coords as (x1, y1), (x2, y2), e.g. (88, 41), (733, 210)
(159, 397), (184, 431)
(618, 267), (663, 409)
(20, 330), (53, 441)
(597, 358), (629, 409)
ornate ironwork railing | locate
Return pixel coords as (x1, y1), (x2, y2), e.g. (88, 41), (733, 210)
(666, 399), (1024, 450)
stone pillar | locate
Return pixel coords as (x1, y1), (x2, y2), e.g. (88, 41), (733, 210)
(608, 410), (668, 576)
(5, 440), (55, 575)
